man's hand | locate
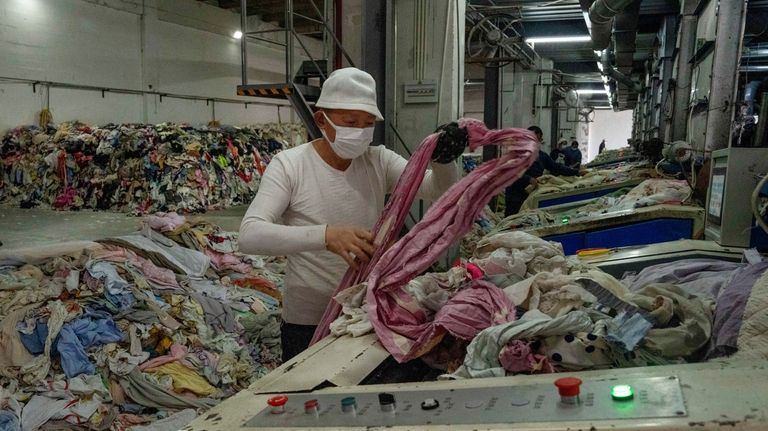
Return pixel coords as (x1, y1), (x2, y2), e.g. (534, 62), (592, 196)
(431, 122), (468, 164)
(578, 167), (589, 176)
(325, 225), (376, 270)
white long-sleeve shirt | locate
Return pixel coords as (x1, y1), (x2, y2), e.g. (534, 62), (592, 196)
(239, 142), (458, 325)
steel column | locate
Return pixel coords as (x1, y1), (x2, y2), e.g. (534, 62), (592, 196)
(240, 0), (248, 85)
(483, 66), (500, 162)
(286, 0), (295, 81)
(363, 0), (388, 146)
(671, 0), (698, 142)
(704, 0), (748, 151)
(659, 15), (677, 141)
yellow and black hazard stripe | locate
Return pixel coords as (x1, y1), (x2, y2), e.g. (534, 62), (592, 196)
(237, 87), (293, 97)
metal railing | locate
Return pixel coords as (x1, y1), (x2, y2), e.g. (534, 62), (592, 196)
(238, 0), (354, 88)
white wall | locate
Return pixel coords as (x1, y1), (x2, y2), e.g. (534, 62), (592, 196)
(0, 0), (322, 132)
(587, 109), (634, 161)
(500, 59), (555, 152)
(341, 0), (363, 67)
(389, 0), (464, 155)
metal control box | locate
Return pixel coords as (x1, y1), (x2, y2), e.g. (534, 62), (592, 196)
(242, 376), (685, 428)
(403, 80), (438, 104)
(705, 147), (768, 247)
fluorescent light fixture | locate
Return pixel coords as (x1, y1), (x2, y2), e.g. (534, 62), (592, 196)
(233, 30), (243, 39)
(525, 35), (591, 44)
(577, 89), (609, 95)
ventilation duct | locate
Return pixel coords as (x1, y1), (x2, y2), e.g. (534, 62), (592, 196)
(589, 0), (637, 50)
(601, 50), (641, 93)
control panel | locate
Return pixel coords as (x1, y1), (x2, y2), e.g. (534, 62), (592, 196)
(242, 376), (686, 428)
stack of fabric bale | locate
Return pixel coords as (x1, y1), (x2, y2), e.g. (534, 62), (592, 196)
(0, 122), (305, 214)
(0, 212), (284, 430)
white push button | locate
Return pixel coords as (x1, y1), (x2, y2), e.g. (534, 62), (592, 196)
(464, 400), (484, 409)
(421, 398), (440, 410)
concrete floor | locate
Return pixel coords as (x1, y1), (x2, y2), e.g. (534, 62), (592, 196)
(0, 206), (248, 249)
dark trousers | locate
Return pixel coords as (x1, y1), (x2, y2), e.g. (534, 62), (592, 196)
(281, 321), (317, 363)
(504, 185), (528, 217)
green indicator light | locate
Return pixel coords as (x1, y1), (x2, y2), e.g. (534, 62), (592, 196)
(611, 384), (634, 401)
(561, 216), (570, 224)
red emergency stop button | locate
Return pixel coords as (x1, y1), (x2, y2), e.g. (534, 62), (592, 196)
(554, 377), (582, 405)
(268, 395), (288, 414)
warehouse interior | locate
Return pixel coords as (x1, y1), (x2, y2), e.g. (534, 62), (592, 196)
(1, 0), (768, 430)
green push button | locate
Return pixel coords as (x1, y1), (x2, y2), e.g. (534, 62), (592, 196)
(611, 384), (634, 401)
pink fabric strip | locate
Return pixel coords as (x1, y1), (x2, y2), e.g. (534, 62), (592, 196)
(311, 119), (537, 362)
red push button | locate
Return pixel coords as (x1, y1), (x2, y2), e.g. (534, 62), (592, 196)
(554, 377), (582, 397)
(268, 395), (288, 414)
(555, 377), (582, 405)
(268, 395), (288, 406)
(305, 399), (319, 415)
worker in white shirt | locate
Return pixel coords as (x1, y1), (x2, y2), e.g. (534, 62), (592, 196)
(239, 67), (463, 361)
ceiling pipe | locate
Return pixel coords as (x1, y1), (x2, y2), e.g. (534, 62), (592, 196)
(601, 49), (641, 93)
(589, 0), (638, 50)
(745, 10), (768, 41)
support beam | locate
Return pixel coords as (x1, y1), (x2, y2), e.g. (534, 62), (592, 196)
(363, 0), (387, 146)
(659, 15), (677, 141)
(483, 66), (500, 162)
(671, 0), (697, 142)
(704, 0), (748, 151)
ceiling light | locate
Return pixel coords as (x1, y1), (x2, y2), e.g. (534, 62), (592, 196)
(577, 89), (609, 95)
(233, 30), (243, 39)
(525, 35), (591, 44)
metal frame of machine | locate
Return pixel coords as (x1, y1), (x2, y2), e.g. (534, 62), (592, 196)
(526, 178), (647, 209)
(182, 239), (767, 431)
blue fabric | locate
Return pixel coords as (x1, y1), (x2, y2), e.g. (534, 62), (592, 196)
(563, 146), (582, 167)
(0, 410), (19, 431)
(251, 291), (281, 312)
(504, 150), (579, 216)
(605, 311), (654, 352)
(86, 261), (135, 311)
(17, 321), (48, 354)
(57, 314), (125, 377)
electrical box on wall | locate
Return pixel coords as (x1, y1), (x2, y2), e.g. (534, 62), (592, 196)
(705, 148), (768, 248)
(403, 81), (438, 104)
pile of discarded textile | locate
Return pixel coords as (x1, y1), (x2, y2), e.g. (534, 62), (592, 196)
(585, 147), (640, 168)
(0, 122), (306, 214)
(520, 161), (654, 211)
(460, 207), (501, 259)
(0, 212), (284, 430)
(492, 178), (693, 234)
(327, 229), (768, 378)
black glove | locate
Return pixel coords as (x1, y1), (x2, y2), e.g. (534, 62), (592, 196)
(431, 122), (468, 164)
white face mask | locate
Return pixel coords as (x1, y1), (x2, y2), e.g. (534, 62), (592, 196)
(321, 112), (374, 159)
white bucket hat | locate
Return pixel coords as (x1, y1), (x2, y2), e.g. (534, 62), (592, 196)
(315, 67), (384, 121)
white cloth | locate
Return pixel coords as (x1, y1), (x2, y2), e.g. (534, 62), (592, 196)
(450, 310), (594, 379)
(128, 409), (197, 431)
(239, 142), (458, 324)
